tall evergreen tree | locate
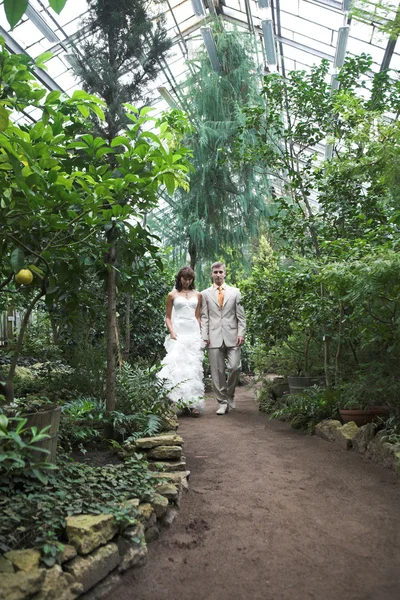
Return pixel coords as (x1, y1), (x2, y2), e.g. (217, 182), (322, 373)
(73, 0), (171, 141)
(151, 19), (271, 274)
(71, 0), (172, 412)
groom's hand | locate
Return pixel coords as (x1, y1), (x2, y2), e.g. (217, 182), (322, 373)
(236, 336), (245, 346)
(203, 339), (210, 347)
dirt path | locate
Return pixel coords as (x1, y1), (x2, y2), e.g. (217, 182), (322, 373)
(110, 384), (400, 600)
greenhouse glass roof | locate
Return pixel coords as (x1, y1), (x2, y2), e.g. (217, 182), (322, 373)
(0, 0), (398, 154)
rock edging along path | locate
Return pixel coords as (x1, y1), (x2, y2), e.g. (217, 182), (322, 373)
(108, 384), (400, 600)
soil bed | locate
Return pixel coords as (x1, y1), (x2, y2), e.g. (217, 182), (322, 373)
(106, 384), (400, 600)
(71, 448), (123, 467)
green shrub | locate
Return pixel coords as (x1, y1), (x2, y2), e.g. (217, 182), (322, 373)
(22, 313), (62, 362)
(257, 378), (289, 413)
(0, 413), (57, 489)
(59, 397), (105, 451)
(117, 363), (173, 418)
(270, 387), (340, 434)
(0, 454), (162, 563)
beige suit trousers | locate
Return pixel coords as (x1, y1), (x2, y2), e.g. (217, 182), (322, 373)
(208, 343), (241, 405)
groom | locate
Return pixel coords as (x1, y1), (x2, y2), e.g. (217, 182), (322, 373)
(201, 262), (246, 415)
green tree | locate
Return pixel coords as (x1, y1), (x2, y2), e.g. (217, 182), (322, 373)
(0, 42), (191, 407)
(72, 0), (171, 142)
(70, 0), (173, 410)
(152, 20), (270, 275)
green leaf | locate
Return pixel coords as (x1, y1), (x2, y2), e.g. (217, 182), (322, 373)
(35, 52), (53, 67)
(123, 104), (139, 113)
(111, 136), (131, 148)
(48, 0), (68, 13)
(0, 106), (10, 132)
(45, 91), (62, 105)
(139, 107), (155, 117)
(90, 104), (105, 121)
(71, 90), (92, 101)
(77, 104), (90, 118)
(163, 173), (176, 196)
(4, 0), (28, 29)
(11, 248), (25, 273)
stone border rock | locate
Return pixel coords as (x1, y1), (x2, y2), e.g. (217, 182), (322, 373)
(0, 432), (190, 600)
(315, 420), (400, 474)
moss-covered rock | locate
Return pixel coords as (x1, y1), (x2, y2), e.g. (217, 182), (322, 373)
(65, 514), (118, 555)
(0, 556), (15, 573)
(334, 422), (359, 449)
(146, 445), (182, 460)
(63, 544), (120, 595)
(134, 434), (183, 449)
(33, 564), (83, 600)
(0, 568), (45, 600)
(150, 493), (169, 519)
(4, 549), (41, 572)
(315, 420), (342, 442)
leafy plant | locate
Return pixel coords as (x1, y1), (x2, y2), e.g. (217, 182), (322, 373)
(3, 0), (68, 29)
(0, 413), (57, 488)
(270, 387), (340, 434)
(0, 453), (160, 562)
(116, 363), (174, 418)
(58, 397), (105, 451)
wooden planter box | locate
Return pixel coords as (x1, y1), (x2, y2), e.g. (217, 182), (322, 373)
(24, 406), (61, 463)
(287, 376), (325, 395)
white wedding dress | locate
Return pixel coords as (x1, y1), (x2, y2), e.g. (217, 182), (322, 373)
(158, 295), (205, 412)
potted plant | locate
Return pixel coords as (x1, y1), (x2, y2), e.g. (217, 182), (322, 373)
(1, 394), (61, 463)
(338, 377), (390, 427)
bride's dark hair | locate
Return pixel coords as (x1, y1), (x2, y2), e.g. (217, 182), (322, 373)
(175, 266), (196, 291)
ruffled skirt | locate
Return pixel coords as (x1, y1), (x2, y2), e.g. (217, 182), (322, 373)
(157, 329), (205, 411)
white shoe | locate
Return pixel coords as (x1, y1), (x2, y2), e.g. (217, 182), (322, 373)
(228, 398), (236, 410)
(216, 404), (228, 415)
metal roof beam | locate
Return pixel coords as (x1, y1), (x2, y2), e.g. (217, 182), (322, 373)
(0, 26), (65, 92)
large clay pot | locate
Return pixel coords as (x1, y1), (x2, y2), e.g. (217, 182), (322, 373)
(24, 406), (61, 463)
(339, 407), (388, 427)
(287, 376), (324, 395)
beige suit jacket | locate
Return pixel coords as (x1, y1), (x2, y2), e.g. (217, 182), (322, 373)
(201, 285), (246, 348)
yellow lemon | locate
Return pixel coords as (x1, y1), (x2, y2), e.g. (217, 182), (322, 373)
(15, 269), (33, 285)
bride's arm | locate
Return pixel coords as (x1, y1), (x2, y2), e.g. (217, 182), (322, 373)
(195, 292), (202, 326)
(165, 292), (177, 340)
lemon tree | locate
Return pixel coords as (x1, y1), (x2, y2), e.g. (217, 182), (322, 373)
(0, 40), (192, 405)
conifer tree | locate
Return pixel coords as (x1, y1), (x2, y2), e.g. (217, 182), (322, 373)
(71, 0), (171, 412)
(151, 19), (271, 274)
(73, 0), (171, 141)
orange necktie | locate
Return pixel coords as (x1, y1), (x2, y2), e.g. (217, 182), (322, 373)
(217, 286), (224, 309)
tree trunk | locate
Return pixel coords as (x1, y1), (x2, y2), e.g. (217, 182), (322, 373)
(6, 288), (45, 403)
(324, 335), (332, 388)
(105, 243), (117, 413)
(189, 239), (197, 269)
(334, 303), (345, 386)
(304, 331), (312, 376)
(6, 305), (14, 342)
(124, 293), (131, 360)
(49, 312), (60, 345)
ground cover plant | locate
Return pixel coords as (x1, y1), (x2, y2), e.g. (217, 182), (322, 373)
(0, 453), (163, 564)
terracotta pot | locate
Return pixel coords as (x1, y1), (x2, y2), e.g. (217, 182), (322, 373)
(339, 407), (388, 427)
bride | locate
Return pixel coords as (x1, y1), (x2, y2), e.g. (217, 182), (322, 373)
(157, 266), (205, 417)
